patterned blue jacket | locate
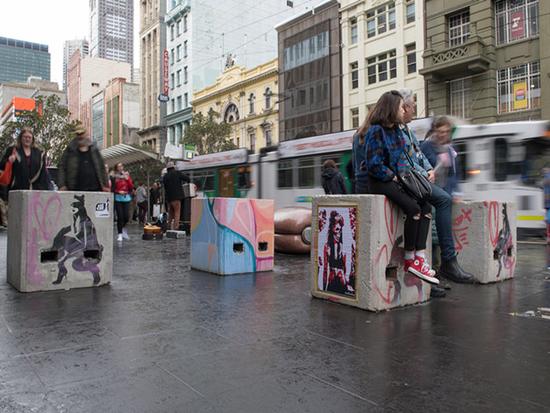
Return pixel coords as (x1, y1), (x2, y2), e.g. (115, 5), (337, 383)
(400, 125), (433, 177)
(365, 125), (410, 182)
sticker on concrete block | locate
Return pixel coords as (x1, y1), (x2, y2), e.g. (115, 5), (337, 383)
(316, 205), (357, 298)
(95, 199), (111, 218)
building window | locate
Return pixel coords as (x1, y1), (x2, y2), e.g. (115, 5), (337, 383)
(250, 132), (256, 152)
(350, 17), (358, 44)
(176, 70), (181, 86)
(448, 9), (470, 47)
(449, 77), (472, 119)
(351, 108), (359, 129)
(184, 40), (188, 57)
(497, 61), (540, 114)
(170, 73), (175, 89)
(184, 66), (188, 84)
(298, 157), (315, 188)
(249, 93), (255, 114)
(170, 24), (175, 41)
(184, 93), (188, 108)
(184, 14), (188, 32)
(367, 50), (396, 84)
(350, 61), (359, 89)
(177, 95), (182, 111)
(278, 160), (293, 188)
(265, 128), (272, 146)
(265, 87), (272, 109)
(176, 19), (181, 36)
(176, 45), (181, 60)
(496, 0), (539, 45)
(170, 49), (174, 65)
(283, 31), (329, 71)
(366, 2), (396, 39)
(171, 98), (175, 113)
(406, 43), (416, 74)
(406, 0), (415, 24)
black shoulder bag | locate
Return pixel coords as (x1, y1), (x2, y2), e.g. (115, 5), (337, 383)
(396, 150), (432, 201)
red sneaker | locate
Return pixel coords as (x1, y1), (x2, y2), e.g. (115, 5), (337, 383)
(405, 258), (440, 285)
(415, 256), (436, 277)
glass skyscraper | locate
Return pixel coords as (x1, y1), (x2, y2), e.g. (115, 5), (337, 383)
(0, 37), (50, 83)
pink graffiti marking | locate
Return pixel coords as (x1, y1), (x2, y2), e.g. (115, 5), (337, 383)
(26, 193), (63, 286)
(452, 207), (473, 252)
(486, 201), (500, 249)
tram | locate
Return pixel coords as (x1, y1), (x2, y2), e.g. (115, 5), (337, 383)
(176, 119), (550, 233)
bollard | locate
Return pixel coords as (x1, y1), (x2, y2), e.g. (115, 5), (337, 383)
(452, 201), (517, 283)
(311, 195), (431, 311)
(7, 190), (113, 292)
(191, 197), (274, 275)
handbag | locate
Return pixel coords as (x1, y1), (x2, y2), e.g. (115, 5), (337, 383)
(396, 151), (432, 201)
(0, 148), (16, 186)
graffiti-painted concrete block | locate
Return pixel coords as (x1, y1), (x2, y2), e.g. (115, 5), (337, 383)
(191, 198), (274, 275)
(452, 201), (517, 284)
(311, 195), (431, 312)
(7, 191), (113, 292)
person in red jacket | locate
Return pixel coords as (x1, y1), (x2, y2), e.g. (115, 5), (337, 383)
(112, 162), (134, 241)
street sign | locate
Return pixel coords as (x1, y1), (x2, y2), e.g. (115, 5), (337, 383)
(184, 144), (196, 161)
(163, 49), (169, 96)
(158, 94), (169, 102)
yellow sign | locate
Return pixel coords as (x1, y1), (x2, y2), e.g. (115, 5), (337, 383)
(513, 81), (528, 110)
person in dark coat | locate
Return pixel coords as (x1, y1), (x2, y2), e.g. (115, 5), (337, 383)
(162, 162), (189, 230)
(321, 159), (347, 195)
(0, 126), (50, 191)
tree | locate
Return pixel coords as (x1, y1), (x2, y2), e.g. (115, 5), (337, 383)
(182, 109), (236, 155)
(0, 94), (77, 166)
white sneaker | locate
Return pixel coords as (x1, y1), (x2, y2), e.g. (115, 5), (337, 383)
(122, 228), (130, 240)
(117, 234), (123, 242)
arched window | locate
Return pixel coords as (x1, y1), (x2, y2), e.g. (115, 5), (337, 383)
(224, 103), (239, 123)
(248, 93), (255, 114)
(264, 87), (272, 110)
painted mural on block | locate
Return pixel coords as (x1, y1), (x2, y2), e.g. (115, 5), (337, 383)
(316, 206), (357, 298)
(489, 202), (515, 278)
(191, 198), (274, 274)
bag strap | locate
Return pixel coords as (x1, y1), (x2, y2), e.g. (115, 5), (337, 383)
(29, 152), (44, 187)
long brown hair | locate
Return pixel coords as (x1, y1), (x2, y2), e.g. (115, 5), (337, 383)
(357, 90), (403, 143)
(16, 126), (35, 148)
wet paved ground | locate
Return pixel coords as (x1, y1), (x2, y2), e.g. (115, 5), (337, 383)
(0, 224), (548, 412)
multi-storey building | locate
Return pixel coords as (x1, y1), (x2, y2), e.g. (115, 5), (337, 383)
(0, 77), (65, 115)
(164, 0), (325, 153)
(341, 0), (424, 129)
(67, 52), (131, 135)
(276, 0), (342, 141)
(139, 0), (167, 153)
(0, 36), (50, 83)
(63, 39), (89, 91)
(421, 0), (549, 122)
(89, 0), (134, 66)
(192, 58), (278, 153)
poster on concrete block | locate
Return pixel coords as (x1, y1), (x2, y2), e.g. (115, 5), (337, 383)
(316, 205), (357, 298)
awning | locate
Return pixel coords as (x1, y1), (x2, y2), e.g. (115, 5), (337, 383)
(101, 144), (159, 168)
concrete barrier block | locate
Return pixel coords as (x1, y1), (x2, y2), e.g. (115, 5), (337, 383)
(7, 190), (113, 292)
(191, 197), (274, 275)
(311, 195), (431, 312)
(452, 201), (517, 284)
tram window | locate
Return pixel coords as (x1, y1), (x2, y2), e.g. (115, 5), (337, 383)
(493, 138), (508, 182)
(454, 141), (467, 181)
(298, 157), (315, 188)
(237, 166), (251, 189)
(278, 160), (293, 188)
(522, 139), (550, 186)
(193, 171), (215, 191)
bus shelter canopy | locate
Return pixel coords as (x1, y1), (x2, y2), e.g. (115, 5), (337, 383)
(101, 144), (159, 168)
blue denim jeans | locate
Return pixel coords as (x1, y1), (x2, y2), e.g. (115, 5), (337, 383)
(427, 184), (455, 261)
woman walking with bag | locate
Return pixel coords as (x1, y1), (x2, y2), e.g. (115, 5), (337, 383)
(0, 127), (50, 191)
(354, 91), (438, 284)
(112, 162), (134, 242)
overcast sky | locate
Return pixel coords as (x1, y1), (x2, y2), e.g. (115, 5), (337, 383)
(0, 0), (140, 86)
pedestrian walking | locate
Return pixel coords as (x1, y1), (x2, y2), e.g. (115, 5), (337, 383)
(58, 124), (109, 192)
(136, 182), (148, 224)
(0, 126), (51, 191)
(353, 90), (438, 285)
(321, 159), (347, 195)
(112, 163), (134, 241)
(399, 89), (474, 287)
(162, 161), (189, 231)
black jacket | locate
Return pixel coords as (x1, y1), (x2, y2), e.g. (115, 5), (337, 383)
(0, 146), (50, 190)
(162, 169), (189, 202)
(58, 139), (108, 191)
(321, 167), (347, 195)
